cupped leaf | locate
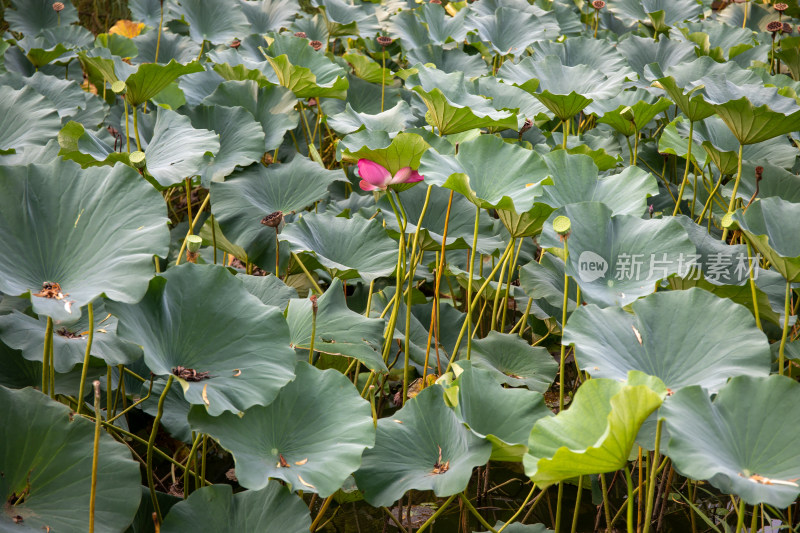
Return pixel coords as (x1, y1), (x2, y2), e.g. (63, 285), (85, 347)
(733, 197), (800, 281)
(264, 34), (349, 99)
(538, 202), (695, 307)
(524, 372), (667, 485)
(0, 85), (61, 153)
(238, 273), (298, 310)
(281, 213), (398, 282)
(57, 121), (131, 168)
(564, 288), (771, 393)
(617, 35), (696, 87)
(419, 134), (550, 212)
(142, 107), (220, 187)
(0, 160), (169, 322)
(0, 386), (141, 532)
(595, 89), (673, 137)
(339, 130), (430, 177)
(327, 101), (415, 135)
(161, 482), (311, 533)
(453, 361), (552, 462)
(107, 263), (297, 416)
(286, 279), (387, 372)
(189, 362), (374, 496)
(210, 156), (346, 269)
(173, 0), (249, 45)
(468, 331), (558, 393)
(662, 375), (800, 508)
(124, 60), (204, 107)
(353, 384), (492, 507)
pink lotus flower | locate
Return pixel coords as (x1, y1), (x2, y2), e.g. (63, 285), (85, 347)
(357, 159), (424, 191)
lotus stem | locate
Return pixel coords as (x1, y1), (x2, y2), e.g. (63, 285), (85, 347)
(415, 493), (457, 533)
(600, 473), (613, 533)
(132, 105), (143, 152)
(76, 302), (95, 415)
(185, 178), (194, 233)
(734, 498), (746, 532)
(559, 237), (570, 412)
(382, 506), (410, 533)
(211, 214), (218, 264)
(673, 120), (694, 216)
(500, 237), (524, 331)
(778, 280), (792, 375)
(182, 432), (203, 498)
(562, 119), (569, 150)
(721, 144), (744, 242)
(123, 97), (131, 153)
(107, 374), (153, 423)
(310, 495), (335, 532)
(308, 297), (318, 364)
(381, 53), (386, 113)
(569, 476), (584, 533)
(42, 316), (53, 395)
(384, 192), (410, 401)
(368, 385), (377, 428)
(459, 492), (498, 533)
(155, 1), (164, 63)
(745, 241), (762, 330)
(625, 466), (635, 533)
(497, 484), (536, 533)
(291, 251), (323, 295)
(89, 380), (102, 533)
(490, 237), (514, 331)
(147, 374), (174, 525)
(197, 40), (205, 62)
(175, 194), (211, 266)
(510, 298), (532, 336)
(555, 482), (564, 533)
(594, 9), (599, 38)
(742, 1), (748, 28)
(642, 418), (663, 533)
(632, 130), (640, 167)
(750, 503), (758, 532)
(465, 204), (482, 360)
(274, 228), (280, 276)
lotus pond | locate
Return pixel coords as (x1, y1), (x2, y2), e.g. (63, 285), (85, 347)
(2, 0), (800, 531)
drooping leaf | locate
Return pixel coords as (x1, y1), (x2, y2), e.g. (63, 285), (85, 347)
(124, 60), (204, 107)
(467, 331), (558, 393)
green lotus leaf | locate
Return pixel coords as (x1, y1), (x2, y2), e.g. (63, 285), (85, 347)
(286, 279), (387, 372)
(730, 161), (800, 204)
(179, 69), (225, 107)
(406, 44), (490, 77)
(390, 3), (467, 48)
(466, 6), (560, 56)
(353, 384), (493, 507)
(281, 213), (398, 282)
(127, 0), (177, 26)
(483, 523), (552, 533)
(142, 107), (220, 187)
(0, 386), (141, 532)
(476, 77), (550, 128)
(327, 101), (415, 134)
(616, 35), (696, 86)
(540, 151), (658, 216)
(95, 32), (139, 59)
(595, 90), (673, 137)
(699, 76), (800, 145)
(606, 0), (702, 31)
(21, 41), (69, 68)
(311, 0), (380, 37)
(539, 202), (695, 307)
(203, 80), (299, 152)
(189, 361), (374, 496)
(181, 104), (265, 186)
(0, 160), (169, 322)
(404, 65), (518, 134)
(161, 482), (310, 533)
(263, 34), (349, 99)
(662, 375), (800, 507)
(518, 254), (579, 317)
(467, 331), (557, 393)
(57, 121), (132, 168)
(77, 48), (133, 87)
(453, 361), (552, 462)
(419, 134), (550, 212)
(339, 131), (430, 176)
(107, 263), (297, 415)
(5, 0), (79, 35)
(495, 202), (554, 239)
(210, 155), (346, 270)
(173, 0), (249, 45)
(529, 36), (634, 86)
(0, 339), (105, 394)
(238, 273), (298, 310)
(0, 85), (61, 153)
(733, 197), (800, 281)
(711, 1), (776, 33)
(676, 20), (760, 61)
(342, 51), (394, 85)
(524, 371), (667, 485)
(132, 30), (200, 65)
(8, 71), (107, 128)
(321, 74), (403, 117)
(125, 486), (181, 533)
(238, 0), (301, 34)
(657, 117), (708, 168)
(0, 299), (142, 372)
(125, 60), (204, 107)
(564, 288), (771, 393)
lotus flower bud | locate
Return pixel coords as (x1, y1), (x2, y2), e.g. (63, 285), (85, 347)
(111, 80), (127, 95)
(129, 151), (146, 168)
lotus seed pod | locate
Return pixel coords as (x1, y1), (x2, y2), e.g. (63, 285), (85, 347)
(261, 211), (284, 228)
(111, 80), (127, 95)
(309, 40), (323, 51)
(186, 235), (203, 253)
(52, 2), (65, 11)
(767, 20), (784, 33)
(775, 3), (788, 12)
(592, 0), (606, 9)
(783, 22), (793, 34)
(553, 215), (571, 237)
(294, 31), (307, 38)
(129, 151), (146, 168)
(721, 212), (736, 230)
(620, 106), (635, 121)
(230, 39), (241, 49)
(376, 36), (393, 47)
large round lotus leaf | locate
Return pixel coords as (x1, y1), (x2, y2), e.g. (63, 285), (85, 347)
(419, 134), (550, 212)
(5, 0), (79, 35)
(237, 273), (298, 310)
(0, 339), (105, 394)
(671, 215), (753, 286)
(662, 375), (800, 507)
(107, 263), (296, 415)
(142, 107), (220, 187)
(524, 371), (667, 486)
(6, 72), (107, 129)
(0, 85), (61, 153)
(123, 60), (204, 107)
(564, 288), (771, 393)
(391, 3), (467, 47)
(161, 482), (310, 533)
(733, 198), (800, 282)
(327, 101), (415, 135)
(202, 80), (299, 152)
(189, 362), (374, 497)
(131, 29), (200, 65)
(467, 331), (557, 393)
(173, 0), (249, 45)
(378, 184), (508, 255)
(281, 213), (398, 282)
(339, 130), (431, 177)
(0, 386), (141, 532)
(406, 44), (489, 77)
(730, 162), (800, 204)
(210, 156), (345, 269)
(354, 384), (492, 507)
(529, 37), (633, 86)
(540, 151), (657, 216)
(404, 65), (518, 135)
(453, 361), (552, 462)
(518, 254), (579, 319)
(595, 90), (673, 137)
(617, 35), (695, 86)
(606, 0), (701, 30)
(465, 6), (559, 55)
(263, 34), (349, 99)
(286, 279), (387, 372)
(0, 160), (169, 322)
(538, 202), (695, 307)
(0, 300), (142, 373)
(181, 104), (265, 186)
(238, 0), (301, 34)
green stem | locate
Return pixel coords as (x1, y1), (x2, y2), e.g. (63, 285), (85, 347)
(459, 492), (498, 533)
(625, 466), (635, 533)
(423, 191), (454, 381)
(600, 473), (613, 533)
(632, 130), (639, 166)
(734, 498), (746, 533)
(380, 53), (386, 113)
(309, 304), (317, 364)
(123, 97), (131, 153)
(642, 419), (663, 533)
(465, 204), (481, 360)
(310, 495), (335, 532)
(107, 374), (153, 424)
(196, 40), (205, 62)
(746, 241), (762, 330)
(42, 316), (53, 395)
(182, 432), (203, 498)
(778, 280), (792, 376)
(490, 238), (514, 331)
(562, 118), (569, 149)
(175, 194), (210, 266)
(672, 120), (694, 216)
(185, 178), (194, 233)
(291, 251), (323, 295)
(88, 381), (102, 533)
(132, 105), (142, 152)
(570, 476), (584, 533)
(501, 237), (524, 331)
(415, 494), (457, 533)
(154, 0), (164, 63)
(497, 484), (537, 533)
(559, 238), (570, 413)
(555, 482), (564, 533)
(147, 374), (174, 525)
(721, 143), (744, 242)
(76, 302), (95, 415)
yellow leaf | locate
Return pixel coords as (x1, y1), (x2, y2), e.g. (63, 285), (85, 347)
(109, 20), (145, 39)
(201, 384), (209, 406)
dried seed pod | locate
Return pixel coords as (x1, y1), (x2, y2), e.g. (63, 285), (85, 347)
(767, 20), (784, 33)
(376, 35), (393, 47)
(774, 3), (788, 12)
(294, 31), (307, 38)
(309, 40), (323, 51)
(592, 0), (606, 9)
(260, 211), (283, 228)
(52, 2), (64, 11)
(783, 22), (793, 34)
(230, 38), (241, 49)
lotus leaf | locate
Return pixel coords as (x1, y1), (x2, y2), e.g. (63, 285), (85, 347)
(467, 331), (557, 393)
(263, 34), (349, 99)
(6, 0), (79, 35)
(0, 85), (61, 154)
(339, 130), (430, 176)
(173, 0), (249, 45)
(733, 197), (800, 281)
